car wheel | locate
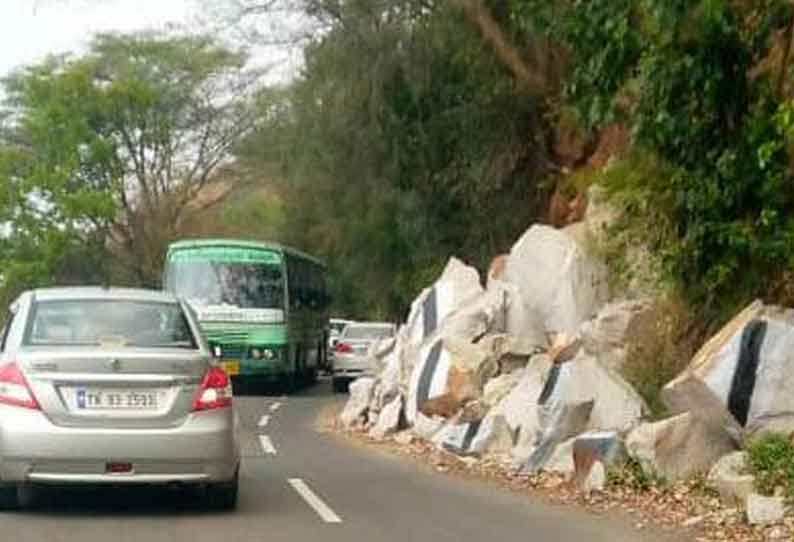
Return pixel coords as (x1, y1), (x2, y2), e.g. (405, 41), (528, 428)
(0, 485), (18, 511)
(207, 471), (238, 511)
(332, 377), (346, 393)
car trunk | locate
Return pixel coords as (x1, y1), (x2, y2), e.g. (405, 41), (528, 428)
(19, 347), (208, 429)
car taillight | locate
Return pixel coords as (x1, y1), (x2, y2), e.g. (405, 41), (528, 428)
(192, 367), (233, 412)
(335, 342), (353, 353)
(0, 362), (40, 410)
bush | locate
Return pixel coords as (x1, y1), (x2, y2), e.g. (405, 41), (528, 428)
(747, 433), (794, 499)
(620, 295), (702, 419)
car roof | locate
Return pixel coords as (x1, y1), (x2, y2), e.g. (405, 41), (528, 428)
(30, 287), (179, 304)
(167, 238), (326, 268)
(346, 322), (394, 328)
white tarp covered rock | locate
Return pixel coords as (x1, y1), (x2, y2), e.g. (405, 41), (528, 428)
(340, 377), (376, 429)
(369, 395), (403, 441)
(441, 415), (515, 457)
(489, 355), (552, 445)
(503, 224), (608, 337)
(746, 493), (786, 525)
(662, 301), (794, 439)
(522, 399), (594, 474)
(542, 437), (575, 475)
(707, 451), (755, 505)
(405, 292), (511, 423)
(536, 352), (645, 433)
(579, 299), (655, 371)
(626, 412), (738, 481)
(402, 257), (483, 352)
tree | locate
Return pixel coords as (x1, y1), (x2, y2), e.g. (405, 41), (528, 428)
(234, 0), (552, 318)
(0, 32), (265, 293)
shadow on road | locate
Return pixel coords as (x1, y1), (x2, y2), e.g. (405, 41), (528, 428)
(16, 485), (230, 517)
(231, 375), (339, 398)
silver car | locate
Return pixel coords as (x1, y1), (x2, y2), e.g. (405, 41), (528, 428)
(0, 287), (240, 510)
(331, 322), (396, 392)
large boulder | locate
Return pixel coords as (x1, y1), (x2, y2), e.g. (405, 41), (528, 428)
(746, 493), (786, 526)
(578, 299), (655, 371)
(402, 257), (483, 352)
(340, 377), (376, 429)
(490, 355), (553, 434)
(441, 415), (515, 457)
(707, 451), (755, 505)
(626, 412), (738, 481)
(662, 301), (794, 440)
(503, 225), (608, 337)
(405, 291), (511, 423)
(538, 352), (646, 433)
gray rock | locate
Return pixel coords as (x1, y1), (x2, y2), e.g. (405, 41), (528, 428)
(340, 377), (376, 429)
(707, 451), (755, 505)
(539, 352), (646, 433)
(542, 437), (576, 475)
(453, 415), (516, 457)
(583, 461), (606, 493)
(579, 299), (655, 371)
(522, 399), (593, 474)
(399, 257), (484, 381)
(482, 370), (525, 408)
(626, 412), (738, 481)
(369, 394), (403, 441)
(490, 354), (553, 436)
(573, 431), (626, 488)
(503, 224), (608, 337)
(746, 493), (785, 525)
(405, 290), (510, 424)
(663, 300), (794, 440)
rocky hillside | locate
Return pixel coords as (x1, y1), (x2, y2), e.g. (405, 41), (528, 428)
(338, 193), (794, 539)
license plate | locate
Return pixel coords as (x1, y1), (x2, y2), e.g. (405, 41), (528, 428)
(76, 389), (160, 410)
(221, 361), (240, 375)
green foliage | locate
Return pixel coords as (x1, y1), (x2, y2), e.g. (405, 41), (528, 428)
(0, 32), (259, 300)
(747, 433), (794, 499)
(513, 0), (794, 319)
(239, 0), (551, 318)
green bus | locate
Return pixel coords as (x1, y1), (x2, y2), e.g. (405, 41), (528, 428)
(163, 239), (329, 391)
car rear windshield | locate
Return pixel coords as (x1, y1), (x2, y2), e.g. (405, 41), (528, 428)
(25, 299), (197, 349)
(344, 325), (394, 340)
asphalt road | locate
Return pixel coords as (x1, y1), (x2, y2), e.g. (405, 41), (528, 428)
(2, 379), (679, 542)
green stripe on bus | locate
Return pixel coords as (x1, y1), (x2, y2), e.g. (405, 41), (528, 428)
(169, 247), (282, 264)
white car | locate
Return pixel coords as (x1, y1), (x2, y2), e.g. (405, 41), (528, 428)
(326, 318), (354, 369)
(331, 322), (396, 392)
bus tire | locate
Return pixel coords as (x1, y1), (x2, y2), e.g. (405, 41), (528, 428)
(282, 371), (297, 394)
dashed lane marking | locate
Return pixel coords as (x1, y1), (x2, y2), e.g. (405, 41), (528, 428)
(259, 435), (277, 455)
(288, 478), (342, 524)
(270, 402), (282, 412)
(258, 415), (271, 427)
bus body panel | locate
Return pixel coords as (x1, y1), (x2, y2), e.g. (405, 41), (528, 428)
(163, 239), (329, 388)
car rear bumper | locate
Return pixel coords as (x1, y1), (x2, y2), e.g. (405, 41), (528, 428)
(333, 354), (372, 379)
(0, 405), (239, 485)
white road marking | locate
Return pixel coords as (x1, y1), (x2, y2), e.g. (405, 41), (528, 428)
(259, 435), (277, 455)
(258, 415), (271, 427)
(288, 478), (342, 524)
(270, 402), (282, 412)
